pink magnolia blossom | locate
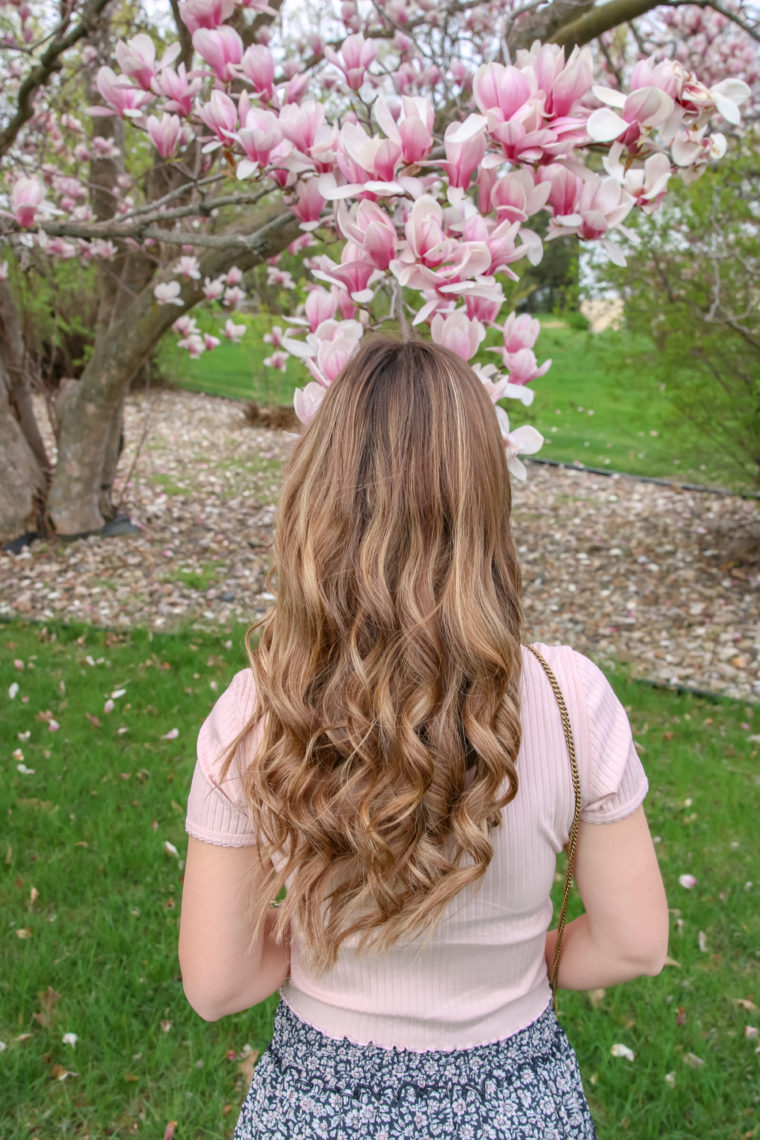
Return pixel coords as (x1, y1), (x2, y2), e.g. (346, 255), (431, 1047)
(176, 255), (201, 279)
(501, 312), (541, 354)
(204, 334), (220, 351)
(391, 196), (491, 303)
(324, 33), (378, 91)
(542, 167), (634, 262)
(89, 239), (119, 260)
(264, 350), (288, 370)
(197, 90), (237, 145)
(499, 347), (552, 386)
(193, 26), (243, 83)
(147, 113), (182, 158)
(587, 84), (675, 147)
(278, 101), (327, 155)
(430, 310), (485, 361)
(293, 381), (328, 426)
(224, 285), (245, 307)
(312, 243), (382, 303)
(93, 68), (152, 119)
(179, 0), (235, 36)
(179, 333), (206, 356)
(154, 281), (183, 305)
(336, 121), (403, 189)
(203, 276), (226, 301)
(603, 146), (671, 210)
(285, 318), (363, 380)
(337, 201), (396, 269)
(239, 44), (275, 102)
(267, 266), (295, 289)
(474, 62), (533, 122)
(443, 116), (488, 192)
(263, 325), (284, 347)
(223, 319), (246, 341)
(173, 315), (199, 337)
(373, 96), (434, 164)
(519, 42), (594, 117)
(304, 287), (338, 331)
(490, 169), (551, 223)
(115, 34), (176, 91)
(91, 135), (121, 159)
(11, 177), (45, 227)
(226, 266), (243, 286)
(235, 107), (282, 177)
(290, 179), (326, 230)
(159, 65), (203, 117)
(494, 406), (544, 482)
(473, 363), (535, 407)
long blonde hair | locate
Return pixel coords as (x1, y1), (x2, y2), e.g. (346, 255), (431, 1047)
(238, 337), (523, 971)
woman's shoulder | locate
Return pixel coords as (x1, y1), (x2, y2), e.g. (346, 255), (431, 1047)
(522, 641), (610, 695)
(196, 668), (259, 784)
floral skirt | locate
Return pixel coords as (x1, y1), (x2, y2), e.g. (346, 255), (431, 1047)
(233, 999), (598, 1139)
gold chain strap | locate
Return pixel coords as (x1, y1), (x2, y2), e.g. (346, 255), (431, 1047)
(526, 644), (582, 1013)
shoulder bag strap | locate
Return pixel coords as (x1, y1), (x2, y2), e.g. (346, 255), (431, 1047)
(526, 644), (582, 1013)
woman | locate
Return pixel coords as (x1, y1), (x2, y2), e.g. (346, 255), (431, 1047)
(180, 338), (668, 1138)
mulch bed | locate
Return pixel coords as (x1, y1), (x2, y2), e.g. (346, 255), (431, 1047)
(2, 389), (758, 702)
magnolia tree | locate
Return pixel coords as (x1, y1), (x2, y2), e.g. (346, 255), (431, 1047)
(0, 0), (756, 541)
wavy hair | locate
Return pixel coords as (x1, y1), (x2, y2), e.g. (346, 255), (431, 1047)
(234, 337), (523, 972)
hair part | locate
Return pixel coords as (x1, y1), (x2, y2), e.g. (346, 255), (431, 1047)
(235, 337), (523, 971)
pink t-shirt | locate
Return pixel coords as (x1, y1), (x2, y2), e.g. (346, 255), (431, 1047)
(186, 643), (648, 1051)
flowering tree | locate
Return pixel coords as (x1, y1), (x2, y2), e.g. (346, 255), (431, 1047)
(0, 0), (755, 540)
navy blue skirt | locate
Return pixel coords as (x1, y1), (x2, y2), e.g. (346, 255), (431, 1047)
(234, 999), (598, 1139)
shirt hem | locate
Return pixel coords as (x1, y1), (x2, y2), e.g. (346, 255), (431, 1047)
(277, 989), (553, 1054)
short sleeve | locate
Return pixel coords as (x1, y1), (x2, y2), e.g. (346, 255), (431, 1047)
(185, 669), (262, 847)
(570, 651), (649, 824)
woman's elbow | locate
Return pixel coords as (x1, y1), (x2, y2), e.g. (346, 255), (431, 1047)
(182, 979), (228, 1022)
(628, 914), (670, 978)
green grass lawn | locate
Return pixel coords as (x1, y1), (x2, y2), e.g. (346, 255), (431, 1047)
(2, 620), (758, 1138)
(161, 316), (756, 493)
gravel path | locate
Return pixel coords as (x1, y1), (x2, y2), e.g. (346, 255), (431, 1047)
(2, 389), (758, 702)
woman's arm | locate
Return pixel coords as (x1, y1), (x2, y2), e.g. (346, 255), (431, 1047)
(545, 805), (669, 990)
(178, 837), (290, 1021)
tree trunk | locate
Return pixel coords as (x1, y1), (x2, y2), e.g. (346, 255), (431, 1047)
(47, 208), (299, 535)
(0, 356), (46, 542)
(0, 279), (50, 473)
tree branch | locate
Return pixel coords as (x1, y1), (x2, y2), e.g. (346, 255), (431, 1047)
(0, 0), (114, 159)
(549, 0), (663, 48)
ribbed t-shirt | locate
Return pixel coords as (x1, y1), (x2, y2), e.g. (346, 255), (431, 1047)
(185, 643), (648, 1051)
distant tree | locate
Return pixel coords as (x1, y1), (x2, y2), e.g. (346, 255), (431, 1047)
(607, 138), (760, 490)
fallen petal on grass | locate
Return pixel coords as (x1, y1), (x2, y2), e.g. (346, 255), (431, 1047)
(698, 930), (708, 952)
(678, 873), (697, 889)
(9, 683), (19, 699)
(684, 1053), (705, 1068)
(611, 1044), (635, 1061)
(164, 841), (179, 858)
(162, 727), (180, 740)
(62, 1033), (78, 1048)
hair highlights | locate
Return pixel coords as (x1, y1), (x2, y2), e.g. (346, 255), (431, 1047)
(238, 337), (523, 971)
